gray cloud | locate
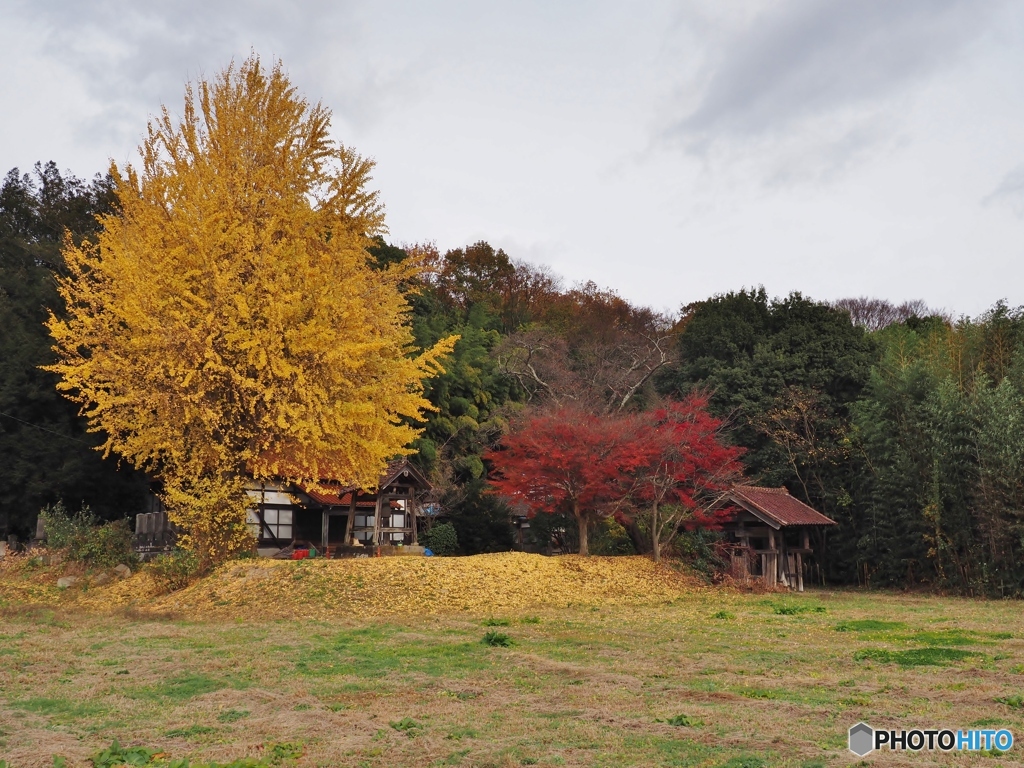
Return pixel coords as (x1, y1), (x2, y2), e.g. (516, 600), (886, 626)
(985, 164), (1024, 217)
(669, 0), (995, 150)
(13, 0), (414, 155)
(4, 1), (1023, 318)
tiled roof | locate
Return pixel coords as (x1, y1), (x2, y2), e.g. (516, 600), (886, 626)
(300, 459), (430, 507)
(303, 490), (377, 508)
(728, 486), (836, 527)
(254, 454), (430, 491)
(380, 458), (430, 489)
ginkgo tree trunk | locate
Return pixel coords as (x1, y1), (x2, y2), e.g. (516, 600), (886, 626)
(46, 56), (455, 568)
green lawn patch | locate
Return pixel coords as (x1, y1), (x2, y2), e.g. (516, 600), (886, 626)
(771, 603), (826, 615)
(217, 709), (250, 723)
(899, 630), (983, 646)
(128, 672), (228, 701)
(719, 758), (766, 768)
(834, 620), (905, 632)
(620, 734), (718, 766)
(10, 697), (107, 722)
(165, 724), (217, 738)
(738, 687), (781, 700)
(294, 626), (487, 678)
(390, 717), (422, 736)
(657, 714), (702, 727)
(853, 647), (979, 667)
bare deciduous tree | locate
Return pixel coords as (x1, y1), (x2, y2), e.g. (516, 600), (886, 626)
(833, 297), (946, 331)
(494, 283), (680, 414)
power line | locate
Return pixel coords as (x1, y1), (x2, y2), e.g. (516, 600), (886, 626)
(0, 410), (91, 445)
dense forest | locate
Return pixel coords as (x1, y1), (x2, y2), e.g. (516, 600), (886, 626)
(3, 163), (1023, 595)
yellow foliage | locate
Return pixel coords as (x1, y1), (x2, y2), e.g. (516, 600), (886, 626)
(45, 55), (455, 565)
(162, 476), (254, 566)
(0, 552), (701, 619)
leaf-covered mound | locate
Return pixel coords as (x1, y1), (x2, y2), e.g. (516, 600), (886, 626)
(1, 552), (700, 619)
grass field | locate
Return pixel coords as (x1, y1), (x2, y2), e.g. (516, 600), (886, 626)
(1, 560), (1023, 767)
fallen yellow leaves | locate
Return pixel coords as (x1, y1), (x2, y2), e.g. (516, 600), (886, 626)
(0, 552), (702, 619)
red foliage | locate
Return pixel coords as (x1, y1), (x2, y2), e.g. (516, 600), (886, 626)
(630, 392), (744, 526)
(485, 407), (638, 556)
(487, 394), (743, 558)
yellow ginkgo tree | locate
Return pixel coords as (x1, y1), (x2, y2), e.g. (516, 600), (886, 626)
(46, 56), (455, 566)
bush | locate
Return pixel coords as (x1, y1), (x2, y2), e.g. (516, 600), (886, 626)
(657, 713), (701, 727)
(482, 631), (513, 647)
(672, 529), (727, 580)
(443, 480), (515, 554)
(40, 502), (136, 568)
(421, 522), (458, 556)
(74, 519), (135, 568)
(590, 517), (636, 555)
(148, 548), (200, 591)
(39, 501), (93, 549)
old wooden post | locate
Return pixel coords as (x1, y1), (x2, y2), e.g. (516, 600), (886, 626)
(345, 494), (356, 545)
(798, 528), (809, 592)
(778, 533), (789, 588)
(371, 493), (383, 549)
(410, 498), (418, 545)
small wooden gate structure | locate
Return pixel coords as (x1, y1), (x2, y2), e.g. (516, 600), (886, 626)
(720, 486), (836, 591)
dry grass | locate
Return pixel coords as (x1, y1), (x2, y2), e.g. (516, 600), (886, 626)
(1, 555), (1023, 767)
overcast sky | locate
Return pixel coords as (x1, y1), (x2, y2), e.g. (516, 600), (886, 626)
(3, 0), (1023, 318)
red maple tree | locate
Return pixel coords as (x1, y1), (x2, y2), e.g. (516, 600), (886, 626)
(485, 407), (637, 556)
(487, 394), (743, 560)
(623, 393), (744, 561)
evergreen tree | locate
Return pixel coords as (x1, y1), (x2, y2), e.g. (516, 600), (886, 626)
(658, 289), (875, 574)
(0, 163), (148, 539)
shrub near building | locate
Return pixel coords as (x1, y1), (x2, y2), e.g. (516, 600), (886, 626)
(39, 501), (136, 568)
(421, 522), (459, 556)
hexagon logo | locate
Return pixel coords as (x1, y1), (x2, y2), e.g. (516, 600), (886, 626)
(849, 722), (874, 756)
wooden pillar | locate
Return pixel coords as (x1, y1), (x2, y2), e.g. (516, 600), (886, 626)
(796, 552), (804, 592)
(321, 511), (328, 553)
(345, 494), (356, 545)
(779, 533), (789, 588)
(736, 522), (749, 581)
(410, 499), (418, 545)
(372, 493), (383, 548)
(767, 528), (777, 586)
